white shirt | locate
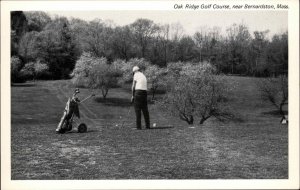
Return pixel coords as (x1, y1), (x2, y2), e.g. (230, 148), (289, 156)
(133, 71), (147, 90)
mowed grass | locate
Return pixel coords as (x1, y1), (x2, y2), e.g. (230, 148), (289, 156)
(11, 76), (288, 179)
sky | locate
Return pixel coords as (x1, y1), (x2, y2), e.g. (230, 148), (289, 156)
(47, 10), (288, 38)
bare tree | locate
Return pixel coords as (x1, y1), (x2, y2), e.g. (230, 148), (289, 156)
(170, 22), (184, 42)
(257, 75), (288, 119)
(130, 18), (160, 58)
(157, 24), (170, 65)
(111, 26), (134, 60)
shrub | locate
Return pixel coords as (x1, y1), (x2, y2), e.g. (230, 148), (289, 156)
(34, 59), (49, 79)
(19, 62), (35, 80)
(11, 56), (24, 83)
(159, 62), (234, 125)
(19, 60), (49, 81)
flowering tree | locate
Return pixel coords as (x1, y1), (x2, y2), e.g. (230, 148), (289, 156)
(160, 62), (234, 125)
(119, 58), (151, 84)
(145, 65), (167, 100)
(72, 52), (122, 99)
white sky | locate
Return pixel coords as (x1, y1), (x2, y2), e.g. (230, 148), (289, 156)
(47, 11), (288, 37)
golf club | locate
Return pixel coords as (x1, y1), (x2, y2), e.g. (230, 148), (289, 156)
(121, 103), (133, 127)
(80, 94), (95, 103)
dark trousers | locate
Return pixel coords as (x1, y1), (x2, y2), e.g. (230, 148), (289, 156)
(134, 90), (150, 129)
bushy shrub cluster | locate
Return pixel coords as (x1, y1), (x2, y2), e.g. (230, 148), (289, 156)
(11, 56), (49, 83)
(159, 62), (235, 125)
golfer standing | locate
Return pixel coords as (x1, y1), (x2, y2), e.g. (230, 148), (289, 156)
(131, 66), (150, 129)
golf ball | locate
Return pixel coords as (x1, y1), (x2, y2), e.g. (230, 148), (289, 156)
(116, 124), (118, 127)
(153, 123), (156, 127)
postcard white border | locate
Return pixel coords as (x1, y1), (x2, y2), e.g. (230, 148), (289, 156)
(1, 0), (299, 189)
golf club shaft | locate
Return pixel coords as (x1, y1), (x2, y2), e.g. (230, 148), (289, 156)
(121, 104), (132, 127)
(80, 95), (93, 103)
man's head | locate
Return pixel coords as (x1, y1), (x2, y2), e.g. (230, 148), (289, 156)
(132, 66), (140, 74)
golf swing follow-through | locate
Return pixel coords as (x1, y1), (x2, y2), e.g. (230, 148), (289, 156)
(56, 88), (95, 134)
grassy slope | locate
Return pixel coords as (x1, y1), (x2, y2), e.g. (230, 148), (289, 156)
(11, 76), (288, 179)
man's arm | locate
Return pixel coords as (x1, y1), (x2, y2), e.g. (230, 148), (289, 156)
(131, 80), (136, 103)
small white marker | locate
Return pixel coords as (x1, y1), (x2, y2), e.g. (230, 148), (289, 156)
(153, 123), (156, 127)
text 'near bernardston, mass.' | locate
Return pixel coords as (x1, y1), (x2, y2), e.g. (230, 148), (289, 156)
(174, 3), (288, 10)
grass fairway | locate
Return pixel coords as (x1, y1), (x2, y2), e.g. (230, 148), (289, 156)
(11, 76), (288, 179)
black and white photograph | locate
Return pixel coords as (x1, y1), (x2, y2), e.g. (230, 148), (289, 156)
(1, 0), (299, 189)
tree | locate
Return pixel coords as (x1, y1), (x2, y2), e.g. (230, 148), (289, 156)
(24, 11), (51, 32)
(71, 52), (99, 87)
(160, 62), (234, 125)
(111, 26), (135, 60)
(175, 36), (198, 62)
(11, 56), (23, 83)
(130, 18), (159, 58)
(249, 30), (270, 76)
(159, 24), (170, 66)
(119, 58), (151, 84)
(34, 60), (49, 79)
(72, 52), (122, 99)
(69, 18), (89, 57)
(19, 62), (35, 80)
(19, 60), (49, 81)
(148, 24), (171, 66)
(266, 32), (288, 76)
(194, 31), (205, 62)
(145, 65), (167, 100)
(34, 17), (77, 79)
(11, 11), (28, 56)
(79, 19), (114, 59)
(226, 23), (252, 74)
(18, 31), (39, 63)
(88, 58), (122, 99)
(257, 75), (288, 118)
(170, 22), (184, 42)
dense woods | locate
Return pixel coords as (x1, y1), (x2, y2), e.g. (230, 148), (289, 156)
(11, 11), (288, 82)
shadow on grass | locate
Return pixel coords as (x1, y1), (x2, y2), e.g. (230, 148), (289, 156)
(11, 83), (36, 87)
(262, 110), (287, 116)
(94, 97), (155, 107)
(94, 97), (132, 107)
(149, 126), (174, 130)
(61, 129), (98, 134)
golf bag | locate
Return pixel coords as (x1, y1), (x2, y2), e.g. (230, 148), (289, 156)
(56, 88), (94, 134)
(56, 96), (80, 134)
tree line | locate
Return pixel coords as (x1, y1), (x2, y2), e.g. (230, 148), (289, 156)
(11, 11), (288, 82)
